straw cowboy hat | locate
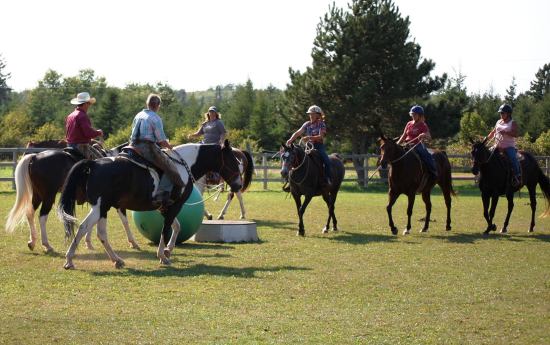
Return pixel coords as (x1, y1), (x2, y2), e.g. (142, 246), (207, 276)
(70, 92), (96, 105)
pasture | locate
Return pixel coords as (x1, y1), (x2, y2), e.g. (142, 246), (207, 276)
(0, 182), (549, 344)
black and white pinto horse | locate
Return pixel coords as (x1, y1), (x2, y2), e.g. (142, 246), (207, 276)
(58, 140), (242, 269)
(195, 147), (254, 220)
(5, 142), (135, 253)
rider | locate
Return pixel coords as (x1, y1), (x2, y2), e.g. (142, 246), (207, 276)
(396, 105), (437, 179)
(65, 92), (104, 159)
(286, 105), (332, 187)
(486, 103), (521, 187)
(188, 106), (227, 145)
(129, 93), (185, 207)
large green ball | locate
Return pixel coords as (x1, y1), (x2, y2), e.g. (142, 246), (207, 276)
(132, 186), (204, 244)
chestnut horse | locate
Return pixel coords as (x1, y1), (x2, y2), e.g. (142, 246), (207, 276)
(378, 135), (455, 235)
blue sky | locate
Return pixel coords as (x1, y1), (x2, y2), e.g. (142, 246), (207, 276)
(2, 0), (548, 96)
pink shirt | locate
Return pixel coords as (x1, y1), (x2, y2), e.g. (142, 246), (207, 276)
(65, 107), (102, 144)
(403, 120), (429, 144)
(494, 119), (516, 149)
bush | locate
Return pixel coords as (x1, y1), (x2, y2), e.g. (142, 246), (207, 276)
(0, 110), (32, 147)
(32, 122), (65, 141)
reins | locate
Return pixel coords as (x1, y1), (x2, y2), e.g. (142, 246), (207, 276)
(389, 141), (421, 164)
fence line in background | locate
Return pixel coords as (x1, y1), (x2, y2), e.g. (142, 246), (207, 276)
(1, 148), (549, 190)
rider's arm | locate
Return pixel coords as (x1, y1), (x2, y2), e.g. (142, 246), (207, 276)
(286, 127), (305, 146)
(487, 128), (496, 140)
(503, 121), (519, 137)
(396, 125), (408, 145)
(158, 140), (172, 150)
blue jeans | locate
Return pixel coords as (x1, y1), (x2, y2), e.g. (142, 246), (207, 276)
(502, 147), (520, 177)
(313, 143), (332, 181)
(414, 143), (437, 176)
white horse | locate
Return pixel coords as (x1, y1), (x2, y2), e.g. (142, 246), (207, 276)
(194, 147), (254, 220)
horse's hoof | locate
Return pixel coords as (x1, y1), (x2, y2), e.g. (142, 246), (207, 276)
(206, 215), (213, 220)
(114, 260), (125, 269)
(43, 246), (55, 254)
(420, 228), (428, 233)
(333, 227), (338, 232)
(391, 228), (398, 235)
(240, 215), (246, 220)
(403, 229), (410, 235)
(297, 231), (305, 237)
(490, 224), (497, 231)
(85, 242), (95, 251)
(159, 257), (171, 266)
(27, 241), (35, 251)
(500, 228), (508, 234)
(528, 228), (534, 233)
(217, 216), (224, 220)
(446, 226), (452, 231)
(322, 227), (329, 234)
(129, 241), (141, 250)
(63, 262), (75, 270)
(164, 249), (171, 258)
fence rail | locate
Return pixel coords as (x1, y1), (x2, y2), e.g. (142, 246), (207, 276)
(1, 148), (549, 190)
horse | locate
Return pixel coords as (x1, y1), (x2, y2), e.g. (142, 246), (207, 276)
(378, 135), (456, 235)
(470, 137), (550, 234)
(195, 147), (254, 220)
(5, 141), (135, 253)
(26, 139), (67, 149)
(280, 142), (345, 236)
(58, 140), (242, 269)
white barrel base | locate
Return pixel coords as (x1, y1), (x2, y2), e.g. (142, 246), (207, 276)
(191, 220), (258, 243)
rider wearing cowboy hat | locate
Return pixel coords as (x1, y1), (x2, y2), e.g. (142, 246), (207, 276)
(65, 92), (104, 159)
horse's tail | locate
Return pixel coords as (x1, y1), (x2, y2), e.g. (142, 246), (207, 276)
(5, 154), (35, 233)
(241, 150), (254, 192)
(57, 160), (94, 239)
(537, 166), (550, 218)
(438, 151), (457, 197)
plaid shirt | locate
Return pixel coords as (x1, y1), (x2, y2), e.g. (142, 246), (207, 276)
(130, 109), (167, 143)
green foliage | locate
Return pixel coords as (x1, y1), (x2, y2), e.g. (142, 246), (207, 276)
(32, 122), (65, 141)
(0, 110), (33, 146)
(427, 74), (470, 138)
(172, 126), (196, 145)
(458, 111), (490, 143)
(224, 79), (255, 130)
(103, 123), (132, 148)
(528, 62), (550, 101)
(533, 129), (550, 155)
(0, 54), (11, 111)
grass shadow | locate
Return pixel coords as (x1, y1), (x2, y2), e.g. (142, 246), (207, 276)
(90, 264), (310, 278)
(327, 231), (399, 245)
(255, 219), (296, 231)
(430, 232), (537, 243)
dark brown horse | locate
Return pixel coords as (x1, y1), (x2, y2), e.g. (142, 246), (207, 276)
(26, 139), (67, 149)
(5, 142), (134, 253)
(378, 135), (456, 235)
(470, 138), (550, 234)
(195, 147), (254, 220)
(280, 143), (345, 236)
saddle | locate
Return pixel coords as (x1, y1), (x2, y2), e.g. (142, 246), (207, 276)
(408, 148), (436, 193)
(117, 146), (162, 176)
(495, 148), (524, 185)
(62, 147), (85, 161)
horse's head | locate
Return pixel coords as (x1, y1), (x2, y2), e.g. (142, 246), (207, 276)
(378, 134), (401, 166)
(470, 137), (490, 175)
(219, 140), (243, 193)
(280, 143), (303, 180)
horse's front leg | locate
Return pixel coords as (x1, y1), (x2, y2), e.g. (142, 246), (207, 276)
(164, 218), (181, 259)
(500, 192), (515, 233)
(291, 193), (304, 236)
(236, 191), (246, 219)
(217, 192), (235, 220)
(298, 195), (314, 236)
(64, 206), (100, 269)
(118, 208), (140, 250)
(481, 193), (496, 234)
(386, 191), (399, 235)
(420, 191), (432, 232)
(321, 192), (335, 233)
(527, 185), (537, 232)
(404, 193), (416, 235)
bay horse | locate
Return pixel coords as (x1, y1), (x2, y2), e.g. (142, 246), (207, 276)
(470, 137), (550, 234)
(195, 147), (254, 220)
(280, 143), (345, 236)
(378, 135), (455, 235)
(58, 140), (242, 269)
(5, 141), (135, 253)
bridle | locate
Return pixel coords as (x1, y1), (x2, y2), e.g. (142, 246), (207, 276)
(282, 146), (311, 186)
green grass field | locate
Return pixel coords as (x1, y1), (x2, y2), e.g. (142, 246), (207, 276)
(0, 182), (549, 344)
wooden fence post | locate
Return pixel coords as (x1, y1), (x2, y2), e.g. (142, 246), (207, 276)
(363, 155), (368, 188)
(262, 154), (268, 190)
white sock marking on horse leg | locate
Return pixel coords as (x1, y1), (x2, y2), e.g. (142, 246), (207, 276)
(64, 203), (101, 268)
(26, 211), (37, 250)
(39, 215), (53, 252)
(117, 209), (139, 249)
(167, 218), (180, 253)
(236, 192), (246, 219)
(96, 217), (124, 268)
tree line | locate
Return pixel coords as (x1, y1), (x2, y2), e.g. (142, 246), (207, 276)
(1, 0), (549, 183)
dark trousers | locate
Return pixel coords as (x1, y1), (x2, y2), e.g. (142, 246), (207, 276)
(414, 143), (437, 176)
(313, 143), (332, 180)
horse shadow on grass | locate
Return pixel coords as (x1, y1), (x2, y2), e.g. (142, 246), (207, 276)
(431, 232), (550, 244)
(90, 263), (310, 279)
(324, 231), (399, 245)
(254, 219), (296, 231)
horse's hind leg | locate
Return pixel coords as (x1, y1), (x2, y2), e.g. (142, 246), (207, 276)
(27, 197), (40, 251)
(38, 196), (55, 253)
(64, 205), (101, 269)
(95, 217), (125, 269)
(117, 208), (140, 249)
(482, 193), (498, 235)
(420, 191), (432, 232)
(527, 185), (537, 232)
(441, 186), (452, 231)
